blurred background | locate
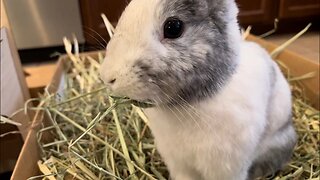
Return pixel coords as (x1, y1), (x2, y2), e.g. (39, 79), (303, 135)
(1, 0), (320, 63)
(0, 0), (319, 179)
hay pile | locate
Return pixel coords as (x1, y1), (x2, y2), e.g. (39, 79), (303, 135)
(281, 82), (320, 180)
(25, 22), (318, 179)
(28, 39), (165, 180)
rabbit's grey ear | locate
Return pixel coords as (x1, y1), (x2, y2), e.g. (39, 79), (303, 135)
(161, 0), (210, 18)
(206, 0), (238, 16)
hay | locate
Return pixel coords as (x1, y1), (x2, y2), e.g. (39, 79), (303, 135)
(28, 39), (161, 180)
(23, 23), (318, 180)
(1, 116), (22, 126)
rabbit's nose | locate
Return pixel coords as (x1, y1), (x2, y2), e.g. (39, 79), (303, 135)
(99, 68), (117, 87)
(108, 78), (117, 85)
(101, 73), (117, 87)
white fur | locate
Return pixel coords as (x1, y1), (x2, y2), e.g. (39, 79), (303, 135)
(100, 0), (165, 100)
(100, 0), (293, 179)
(144, 42), (291, 180)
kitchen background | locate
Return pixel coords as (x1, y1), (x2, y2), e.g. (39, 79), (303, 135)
(1, 0), (320, 63)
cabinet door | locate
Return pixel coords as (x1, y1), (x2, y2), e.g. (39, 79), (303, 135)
(279, 0), (320, 19)
(236, 0), (278, 25)
(79, 0), (128, 45)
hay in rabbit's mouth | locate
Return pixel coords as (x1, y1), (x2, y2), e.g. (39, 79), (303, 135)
(16, 18), (318, 180)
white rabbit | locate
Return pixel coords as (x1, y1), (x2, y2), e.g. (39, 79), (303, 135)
(100, 0), (296, 179)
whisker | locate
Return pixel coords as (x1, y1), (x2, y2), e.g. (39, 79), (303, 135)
(157, 87), (205, 133)
(83, 31), (107, 49)
(83, 26), (108, 45)
(175, 93), (213, 128)
(156, 79), (213, 131)
(154, 95), (185, 130)
(147, 78), (214, 134)
(84, 45), (106, 52)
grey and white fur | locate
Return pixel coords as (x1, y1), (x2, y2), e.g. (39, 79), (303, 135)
(100, 0), (297, 179)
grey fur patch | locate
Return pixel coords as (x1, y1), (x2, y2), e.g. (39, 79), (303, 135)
(135, 0), (238, 104)
(262, 63), (278, 137)
(248, 123), (297, 179)
(248, 140), (296, 179)
(250, 62), (296, 179)
(269, 64), (277, 90)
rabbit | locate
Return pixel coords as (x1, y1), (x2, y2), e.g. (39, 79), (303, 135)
(99, 0), (297, 179)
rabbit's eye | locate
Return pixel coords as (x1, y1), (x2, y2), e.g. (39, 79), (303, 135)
(163, 17), (184, 39)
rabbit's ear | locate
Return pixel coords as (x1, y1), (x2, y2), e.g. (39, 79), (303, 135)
(205, 0), (239, 18)
(165, 0), (238, 23)
(159, 0), (211, 23)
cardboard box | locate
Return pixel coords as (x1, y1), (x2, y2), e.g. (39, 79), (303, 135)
(11, 36), (319, 179)
(1, 28), (32, 139)
(0, 28), (32, 175)
(23, 63), (57, 101)
(11, 51), (100, 180)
